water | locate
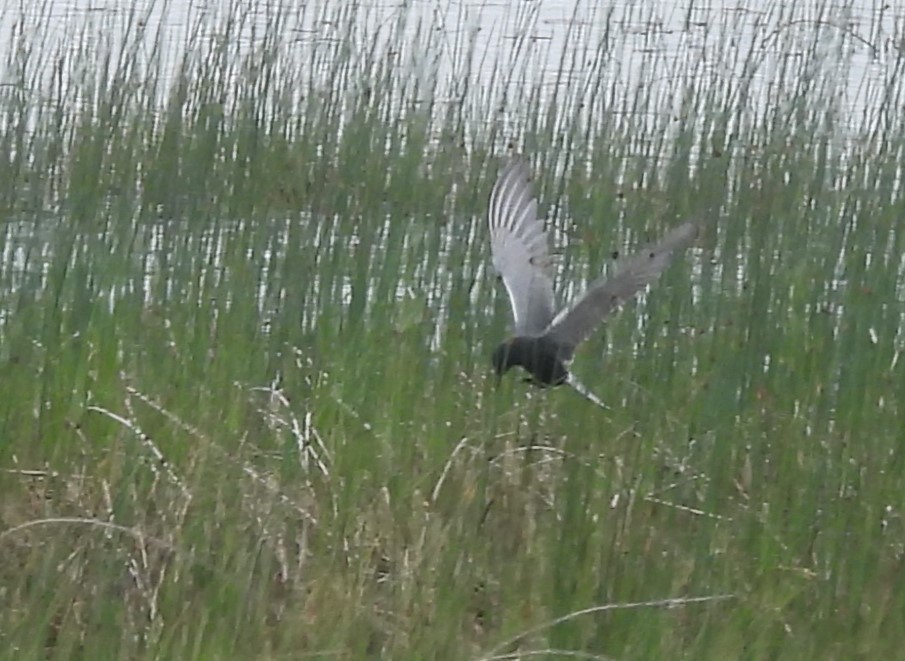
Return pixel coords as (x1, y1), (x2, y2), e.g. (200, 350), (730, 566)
(1, 0), (901, 132)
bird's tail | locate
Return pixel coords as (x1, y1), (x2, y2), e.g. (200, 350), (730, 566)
(566, 373), (610, 410)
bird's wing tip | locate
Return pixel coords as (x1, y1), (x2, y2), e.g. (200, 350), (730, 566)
(566, 374), (610, 410)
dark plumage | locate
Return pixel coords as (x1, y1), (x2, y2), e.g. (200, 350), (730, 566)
(491, 335), (569, 386)
(488, 157), (697, 396)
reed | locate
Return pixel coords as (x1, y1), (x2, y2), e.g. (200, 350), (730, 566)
(0, 0), (902, 657)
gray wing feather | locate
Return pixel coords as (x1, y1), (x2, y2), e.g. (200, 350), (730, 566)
(488, 159), (556, 336)
(545, 221), (698, 356)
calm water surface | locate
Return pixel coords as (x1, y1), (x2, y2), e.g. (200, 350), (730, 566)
(0, 0), (901, 131)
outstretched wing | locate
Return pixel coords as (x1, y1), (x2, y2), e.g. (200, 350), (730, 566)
(487, 159), (556, 336)
(545, 221), (698, 357)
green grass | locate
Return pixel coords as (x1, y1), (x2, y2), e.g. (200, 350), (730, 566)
(1, 1), (903, 658)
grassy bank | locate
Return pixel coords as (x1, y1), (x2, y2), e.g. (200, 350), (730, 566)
(1, 0), (903, 658)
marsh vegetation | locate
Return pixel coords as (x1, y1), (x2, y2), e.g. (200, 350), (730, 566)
(1, 1), (903, 657)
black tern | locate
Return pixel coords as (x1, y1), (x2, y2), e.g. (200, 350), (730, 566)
(488, 158), (697, 405)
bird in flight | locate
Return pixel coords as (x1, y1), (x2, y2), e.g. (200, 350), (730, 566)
(487, 157), (697, 406)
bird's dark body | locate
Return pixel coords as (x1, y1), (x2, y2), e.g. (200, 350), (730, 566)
(492, 335), (569, 386)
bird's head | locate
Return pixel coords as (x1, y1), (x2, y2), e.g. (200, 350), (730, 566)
(491, 339), (517, 378)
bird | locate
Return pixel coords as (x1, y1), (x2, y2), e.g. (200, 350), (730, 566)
(487, 157), (697, 406)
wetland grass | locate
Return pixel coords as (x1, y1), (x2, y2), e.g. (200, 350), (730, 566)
(0, 1), (903, 658)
